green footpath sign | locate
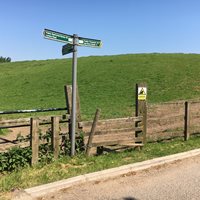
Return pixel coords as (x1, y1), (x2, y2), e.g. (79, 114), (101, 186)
(78, 37), (102, 48)
(43, 29), (73, 44)
(44, 29), (102, 48)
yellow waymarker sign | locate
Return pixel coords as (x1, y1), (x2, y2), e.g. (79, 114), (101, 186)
(138, 87), (147, 100)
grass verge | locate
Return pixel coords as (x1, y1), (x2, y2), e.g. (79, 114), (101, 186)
(0, 135), (200, 198)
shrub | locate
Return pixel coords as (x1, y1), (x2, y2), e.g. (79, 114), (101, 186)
(0, 147), (32, 172)
(0, 130), (85, 172)
(0, 56), (11, 63)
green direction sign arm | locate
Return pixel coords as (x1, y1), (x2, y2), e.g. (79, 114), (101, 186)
(78, 37), (102, 48)
(43, 29), (73, 44)
(43, 28), (102, 48)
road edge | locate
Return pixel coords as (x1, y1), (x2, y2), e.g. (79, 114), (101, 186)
(15, 148), (200, 199)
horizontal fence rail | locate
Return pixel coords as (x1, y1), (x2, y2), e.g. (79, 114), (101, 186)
(0, 114), (70, 129)
(0, 107), (67, 115)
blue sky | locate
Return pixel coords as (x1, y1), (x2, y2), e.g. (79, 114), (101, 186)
(1, 0), (200, 61)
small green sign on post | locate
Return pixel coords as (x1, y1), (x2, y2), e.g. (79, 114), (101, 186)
(62, 44), (73, 55)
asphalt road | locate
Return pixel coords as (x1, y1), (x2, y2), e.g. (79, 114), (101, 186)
(42, 155), (200, 200)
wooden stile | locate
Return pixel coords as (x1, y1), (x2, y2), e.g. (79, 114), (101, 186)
(82, 114), (144, 155)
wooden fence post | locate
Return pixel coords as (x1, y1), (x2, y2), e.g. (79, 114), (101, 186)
(51, 116), (60, 159)
(184, 101), (190, 141)
(30, 118), (39, 165)
(86, 109), (101, 156)
(64, 85), (81, 122)
(64, 85), (81, 150)
(135, 83), (147, 143)
(64, 85), (72, 115)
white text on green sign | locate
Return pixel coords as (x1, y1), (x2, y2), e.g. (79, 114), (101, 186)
(43, 29), (73, 44)
(78, 37), (102, 48)
(44, 29), (102, 48)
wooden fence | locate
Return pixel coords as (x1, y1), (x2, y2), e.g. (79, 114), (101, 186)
(147, 100), (200, 142)
(0, 84), (145, 159)
(0, 116), (69, 154)
(1, 99), (200, 164)
(79, 109), (144, 156)
(1, 83), (200, 164)
(30, 116), (70, 165)
(0, 112), (145, 163)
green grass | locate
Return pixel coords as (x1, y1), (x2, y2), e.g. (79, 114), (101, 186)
(1, 53), (200, 120)
(0, 135), (200, 194)
(0, 129), (9, 136)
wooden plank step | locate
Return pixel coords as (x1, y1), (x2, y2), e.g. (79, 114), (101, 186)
(118, 143), (144, 147)
(84, 132), (135, 143)
(83, 127), (142, 136)
(102, 145), (143, 152)
(91, 140), (142, 147)
(81, 123), (143, 133)
(79, 116), (143, 131)
(84, 134), (144, 144)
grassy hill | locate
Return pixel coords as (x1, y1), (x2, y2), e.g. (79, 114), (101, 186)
(1, 53), (200, 120)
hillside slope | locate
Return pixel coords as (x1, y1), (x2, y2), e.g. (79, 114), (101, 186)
(1, 53), (200, 119)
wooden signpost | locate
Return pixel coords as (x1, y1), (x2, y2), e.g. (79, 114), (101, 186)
(43, 28), (102, 156)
